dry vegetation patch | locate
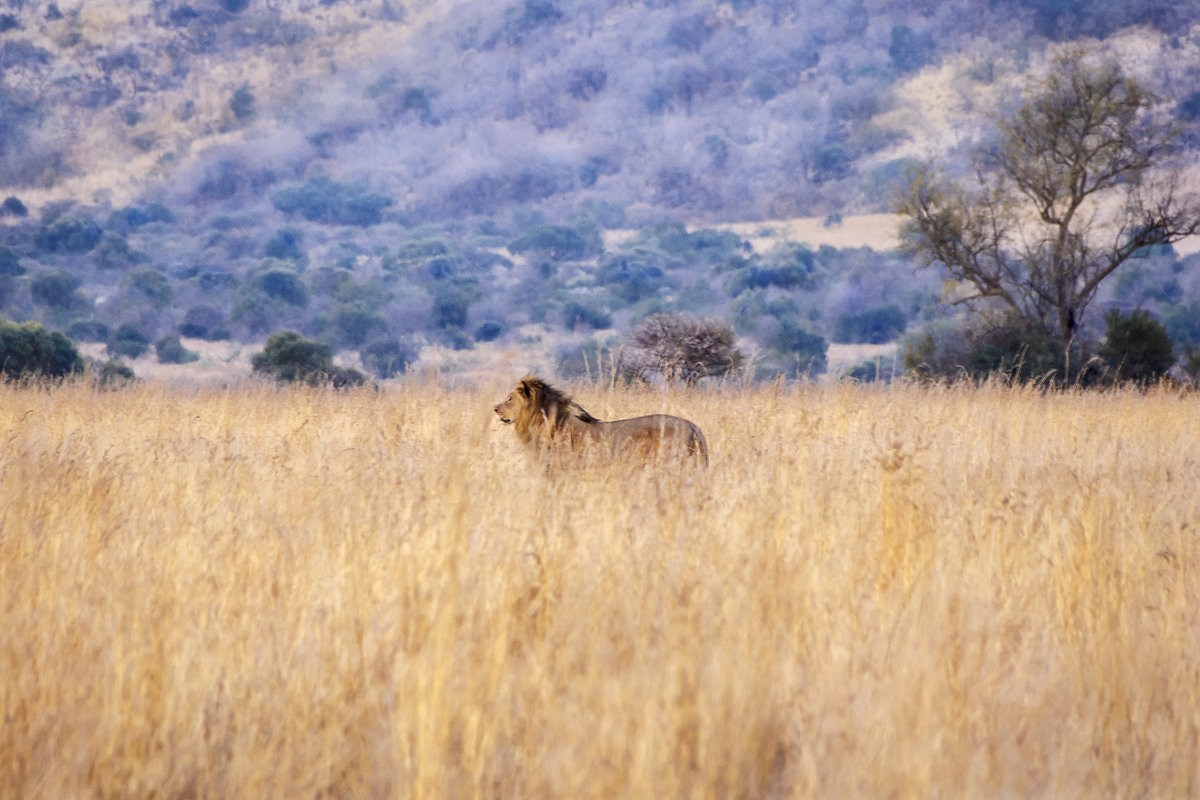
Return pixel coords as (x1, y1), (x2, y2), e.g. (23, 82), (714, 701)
(2, 380), (1198, 798)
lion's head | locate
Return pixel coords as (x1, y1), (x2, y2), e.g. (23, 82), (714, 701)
(494, 375), (596, 446)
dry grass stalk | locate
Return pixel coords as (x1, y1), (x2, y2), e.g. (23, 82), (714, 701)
(2, 379), (1198, 798)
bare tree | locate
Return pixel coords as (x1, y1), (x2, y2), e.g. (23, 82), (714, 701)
(619, 313), (743, 385)
(896, 48), (1200, 370)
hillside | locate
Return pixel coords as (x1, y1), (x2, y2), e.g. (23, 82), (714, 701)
(2, 1), (1200, 380)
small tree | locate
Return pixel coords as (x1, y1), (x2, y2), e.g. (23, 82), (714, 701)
(1099, 309), (1174, 384)
(360, 340), (414, 379)
(251, 331), (365, 388)
(107, 322), (151, 359)
(0, 318), (84, 379)
(31, 269), (82, 310)
(897, 48), (1200, 373)
(156, 334), (200, 364)
(619, 313), (743, 384)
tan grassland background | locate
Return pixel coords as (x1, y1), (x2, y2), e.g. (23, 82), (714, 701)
(2, 378), (1198, 798)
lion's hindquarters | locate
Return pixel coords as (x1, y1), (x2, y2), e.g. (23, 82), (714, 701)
(603, 414), (708, 464)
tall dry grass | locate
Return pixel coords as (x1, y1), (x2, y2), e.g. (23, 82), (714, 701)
(2, 377), (1198, 799)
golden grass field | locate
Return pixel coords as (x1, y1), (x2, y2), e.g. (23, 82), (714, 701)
(2, 377), (1198, 799)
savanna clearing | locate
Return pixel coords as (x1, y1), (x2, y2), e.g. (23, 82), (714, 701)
(2, 378), (1198, 799)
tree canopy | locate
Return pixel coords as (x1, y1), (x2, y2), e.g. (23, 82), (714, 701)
(896, 48), (1200, 371)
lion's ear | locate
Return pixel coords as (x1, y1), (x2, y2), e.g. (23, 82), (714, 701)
(518, 381), (531, 398)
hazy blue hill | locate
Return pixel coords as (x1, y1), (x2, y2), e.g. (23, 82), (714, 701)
(0, 0), (1198, 378)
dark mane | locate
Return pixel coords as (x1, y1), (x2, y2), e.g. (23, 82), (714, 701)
(510, 375), (597, 445)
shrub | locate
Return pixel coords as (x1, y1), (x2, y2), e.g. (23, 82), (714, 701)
(842, 357), (900, 383)
(595, 253), (667, 304)
(107, 203), (174, 232)
(230, 85), (255, 122)
(474, 321), (504, 342)
(107, 322), (151, 359)
(95, 234), (149, 270)
(1099, 309), (1175, 385)
(433, 286), (474, 329)
(30, 269), (82, 310)
(726, 263), (815, 296)
(360, 339), (414, 379)
(620, 313), (743, 384)
(0, 247), (24, 276)
(93, 358), (136, 387)
(561, 300), (612, 331)
(127, 269), (173, 307)
(832, 305), (907, 344)
(1164, 302), (1200, 349)
(180, 305), (229, 340)
(272, 176), (392, 226)
(156, 335), (200, 364)
(263, 228), (305, 261)
(0, 318), (84, 379)
(330, 305), (386, 347)
(507, 225), (591, 261)
(253, 268), (309, 306)
(768, 320), (828, 376)
(66, 319), (110, 342)
(557, 338), (616, 379)
(903, 319), (1063, 383)
(251, 331), (366, 387)
(34, 215), (102, 253)
(2, 196), (27, 217)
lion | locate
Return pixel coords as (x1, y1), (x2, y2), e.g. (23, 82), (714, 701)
(494, 375), (709, 466)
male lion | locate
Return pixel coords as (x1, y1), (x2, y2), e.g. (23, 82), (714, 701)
(494, 375), (708, 465)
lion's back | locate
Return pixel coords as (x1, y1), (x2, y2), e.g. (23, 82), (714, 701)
(597, 414), (708, 465)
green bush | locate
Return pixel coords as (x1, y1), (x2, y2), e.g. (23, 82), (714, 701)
(473, 321), (504, 342)
(842, 357), (900, 383)
(726, 262), (816, 296)
(903, 319), (1062, 383)
(35, 215), (102, 253)
(107, 322), (151, 359)
(66, 319), (110, 342)
(595, 253), (667, 304)
(94, 234), (148, 270)
(271, 176), (392, 226)
(31, 269), (82, 310)
(768, 320), (828, 376)
(155, 335), (200, 364)
(561, 300), (612, 331)
(263, 228), (305, 261)
(360, 339), (414, 379)
(230, 85), (255, 122)
(180, 305), (229, 340)
(253, 267), (309, 306)
(330, 305), (386, 347)
(107, 203), (174, 232)
(0, 318), (84, 379)
(1164, 302), (1200, 349)
(831, 305), (907, 344)
(433, 286), (474, 329)
(127, 269), (173, 307)
(252, 331), (366, 387)
(2, 196), (28, 217)
(507, 225), (591, 261)
(1099, 309), (1175, 385)
(0, 247), (24, 276)
(94, 358), (136, 387)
